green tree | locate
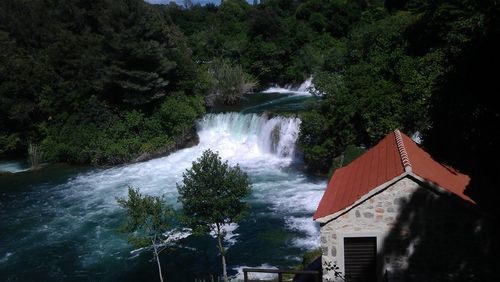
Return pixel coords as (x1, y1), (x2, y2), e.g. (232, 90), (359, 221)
(103, 1), (179, 106)
(177, 149), (251, 282)
(208, 59), (257, 105)
(117, 186), (177, 282)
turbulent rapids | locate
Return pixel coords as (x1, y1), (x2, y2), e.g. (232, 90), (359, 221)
(0, 112), (326, 281)
(262, 76), (315, 95)
(198, 113), (301, 159)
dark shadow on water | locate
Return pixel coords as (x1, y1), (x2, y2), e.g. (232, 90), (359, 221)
(379, 179), (500, 282)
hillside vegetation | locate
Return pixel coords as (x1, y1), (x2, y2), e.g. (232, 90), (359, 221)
(1, 0), (499, 212)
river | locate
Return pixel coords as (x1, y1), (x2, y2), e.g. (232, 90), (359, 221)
(0, 88), (326, 281)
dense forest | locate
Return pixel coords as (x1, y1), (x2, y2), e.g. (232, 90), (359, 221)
(0, 0), (208, 165)
(1, 0), (499, 212)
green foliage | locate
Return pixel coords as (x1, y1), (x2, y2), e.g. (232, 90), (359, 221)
(104, 2), (183, 106)
(299, 110), (337, 173)
(2, 0), (497, 217)
(0, 133), (20, 156)
(297, 0), (500, 213)
(330, 145), (367, 177)
(207, 59), (257, 105)
(156, 93), (206, 136)
(177, 149), (251, 234)
(302, 248), (322, 266)
(0, 0), (205, 163)
(177, 149), (251, 281)
(117, 186), (175, 248)
(117, 186), (178, 281)
(40, 92), (204, 165)
(299, 9), (430, 173)
(294, 248), (322, 270)
(296, 0), (362, 36)
(166, 0), (365, 86)
(397, 51), (445, 130)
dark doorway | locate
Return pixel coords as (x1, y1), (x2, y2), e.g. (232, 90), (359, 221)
(344, 237), (377, 282)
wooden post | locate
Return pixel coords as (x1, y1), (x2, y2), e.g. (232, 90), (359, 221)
(243, 269), (248, 282)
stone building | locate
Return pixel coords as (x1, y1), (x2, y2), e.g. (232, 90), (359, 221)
(313, 130), (493, 282)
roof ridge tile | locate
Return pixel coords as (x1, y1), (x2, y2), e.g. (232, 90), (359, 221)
(395, 129), (412, 172)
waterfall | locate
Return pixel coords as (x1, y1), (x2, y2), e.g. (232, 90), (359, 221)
(198, 113), (301, 159)
(56, 113), (304, 206)
(296, 76), (314, 92)
(262, 76), (315, 95)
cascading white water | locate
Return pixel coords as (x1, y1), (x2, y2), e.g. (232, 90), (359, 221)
(263, 76), (315, 95)
(296, 76), (314, 93)
(199, 113), (301, 159)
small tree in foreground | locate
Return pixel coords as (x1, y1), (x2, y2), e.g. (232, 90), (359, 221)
(177, 149), (251, 282)
(117, 186), (176, 282)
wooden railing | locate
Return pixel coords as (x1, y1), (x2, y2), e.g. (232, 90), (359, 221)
(242, 268), (320, 282)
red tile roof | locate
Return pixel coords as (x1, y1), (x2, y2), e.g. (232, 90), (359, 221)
(313, 130), (472, 220)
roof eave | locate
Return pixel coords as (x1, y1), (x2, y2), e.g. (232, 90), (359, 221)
(407, 172), (483, 214)
(315, 172), (483, 225)
(315, 172), (410, 224)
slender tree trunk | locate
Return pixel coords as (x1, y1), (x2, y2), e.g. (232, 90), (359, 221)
(152, 237), (164, 282)
(216, 224), (228, 282)
(220, 249), (227, 282)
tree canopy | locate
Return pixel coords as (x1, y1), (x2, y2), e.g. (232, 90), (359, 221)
(117, 186), (176, 282)
(177, 149), (251, 281)
(177, 149), (251, 231)
(0, 0), (206, 164)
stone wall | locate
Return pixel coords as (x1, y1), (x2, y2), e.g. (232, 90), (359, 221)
(319, 177), (422, 282)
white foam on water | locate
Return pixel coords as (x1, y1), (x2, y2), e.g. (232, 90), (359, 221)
(165, 228), (192, 243)
(252, 179), (325, 214)
(126, 228), (192, 259)
(263, 76), (315, 96)
(285, 216), (320, 250)
(0, 162), (29, 173)
(1, 112), (326, 272)
(231, 263), (279, 281)
(209, 223), (240, 247)
(223, 224), (240, 247)
(0, 252), (13, 264)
